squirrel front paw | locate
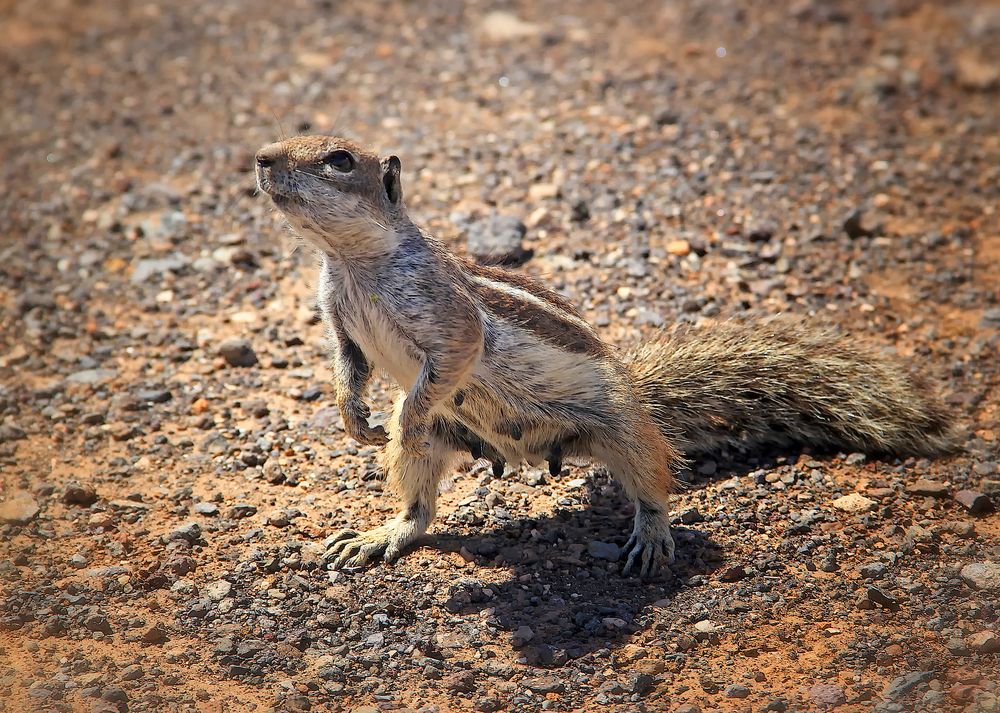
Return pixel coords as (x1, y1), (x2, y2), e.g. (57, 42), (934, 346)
(340, 399), (389, 446)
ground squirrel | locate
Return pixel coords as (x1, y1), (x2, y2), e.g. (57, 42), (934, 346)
(254, 135), (953, 578)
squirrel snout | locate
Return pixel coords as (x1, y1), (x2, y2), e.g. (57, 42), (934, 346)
(255, 143), (285, 170)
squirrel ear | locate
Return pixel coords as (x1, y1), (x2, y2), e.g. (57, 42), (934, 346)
(381, 155), (402, 204)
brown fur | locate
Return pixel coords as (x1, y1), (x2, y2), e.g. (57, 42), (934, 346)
(625, 318), (955, 457)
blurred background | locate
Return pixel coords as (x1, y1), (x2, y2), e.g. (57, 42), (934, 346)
(2, 1), (999, 712)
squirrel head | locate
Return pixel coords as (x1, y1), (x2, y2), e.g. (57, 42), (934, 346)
(255, 135), (405, 256)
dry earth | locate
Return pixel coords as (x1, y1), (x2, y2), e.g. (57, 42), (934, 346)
(1, 1), (1000, 712)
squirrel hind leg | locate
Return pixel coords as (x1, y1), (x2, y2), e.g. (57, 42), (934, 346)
(589, 421), (680, 578)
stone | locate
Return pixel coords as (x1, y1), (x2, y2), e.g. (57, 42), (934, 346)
(205, 580), (232, 601)
(136, 389), (171, 404)
(954, 490), (994, 515)
(479, 11), (541, 42)
(465, 214), (531, 266)
(0, 492), (40, 525)
(141, 623), (170, 645)
(960, 562), (1000, 591)
(882, 671), (932, 700)
(227, 503), (257, 519)
(512, 625), (534, 646)
(587, 540), (621, 562)
(167, 523), (203, 545)
(66, 368), (117, 385)
(809, 683), (846, 706)
(859, 561), (887, 579)
(906, 479), (950, 497)
(444, 670), (476, 693)
(968, 630), (1000, 654)
(843, 208), (874, 239)
(524, 676), (564, 694)
(628, 672), (656, 696)
(866, 586), (900, 611)
(62, 484), (98, 506)
(719, 565), (746, 582)
(955, 50), (1000, 91)
(667, 239), (691, 256)
(218, 338), (258, 367)
(831, 493), (876, 513)
(193, 502), (218, 516)
(0, 423), (26, 443)
(131, 254), (187, 283)
(724, 684), (750, 698)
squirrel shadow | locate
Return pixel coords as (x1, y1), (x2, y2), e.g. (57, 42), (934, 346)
(425, 472), (724, 666)
(421, 445), (826, 666)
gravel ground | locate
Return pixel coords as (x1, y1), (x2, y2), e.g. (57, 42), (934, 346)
(2, 0), (1000, 711)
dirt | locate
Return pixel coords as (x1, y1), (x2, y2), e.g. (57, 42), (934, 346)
(1, 0), (999, 712)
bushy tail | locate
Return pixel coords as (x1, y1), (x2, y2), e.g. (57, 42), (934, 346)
(623, 318), (955, 458)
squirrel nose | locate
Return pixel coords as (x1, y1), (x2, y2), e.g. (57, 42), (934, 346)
(255, 143), (284, 169)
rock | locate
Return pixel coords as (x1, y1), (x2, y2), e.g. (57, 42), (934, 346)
(809, 683), (846, 706)
(512, 625), (534, 646)
(265, 510), (290, 528)
(693, 620), (720, 638)
(724, 684), (750, 698)
(942, 520), (976, 538)
(0, 423), (26, 443)
(141, 623), (170, 645)
(0, 492), (40, 525)
(84, 615), (113, 634)
(479, 11), (541, 42)
(218, 338), (258, 367)
(675, 706), (702, 713)
(866, 585), (900, 611)
(859, 561), (887, 579)
(956, 50), (1000, 90)
(167, 522), (203, 545)
(444, 670), (476, 693)
(843, 208), (874, 239)
(882, 671), (932, 700)
(719, 565), (746, 582)
(628, 672), (656, 696)
(960, 562), (1000, 591)
(66, 368), (117, 385)
(136, 389), (171, 404)
(831, 493), (876, 514)
(968, 630), (1000, 654)
(666, 239), (691, 256)
(982, 478), (1000, 494)
(587, 540), (621, 562)
(906, 479), (950, 497)
(678, 508), (703, 524)
(62, 484), (98, 506)
(84, 566), (129, 578)
(227, 503), (257, 519)
(131, 254), (186, 283)
(205, 580), (232, 601)
(193, 502), (218, 516)
(465, 214), (531, 266)
(954, 489), (994, 515)
(524, 676), (564, 694)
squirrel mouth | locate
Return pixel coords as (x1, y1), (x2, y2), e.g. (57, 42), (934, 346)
(256, 170), (299, 208)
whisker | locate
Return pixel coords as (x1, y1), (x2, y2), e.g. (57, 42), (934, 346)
(272, 111), (287, 141)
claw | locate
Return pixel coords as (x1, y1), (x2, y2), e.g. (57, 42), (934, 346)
(324, 526), (396, 570)
(621, 532), (672, 579)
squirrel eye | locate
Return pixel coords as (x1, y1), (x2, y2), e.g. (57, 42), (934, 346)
(324, 149), (355, 172)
